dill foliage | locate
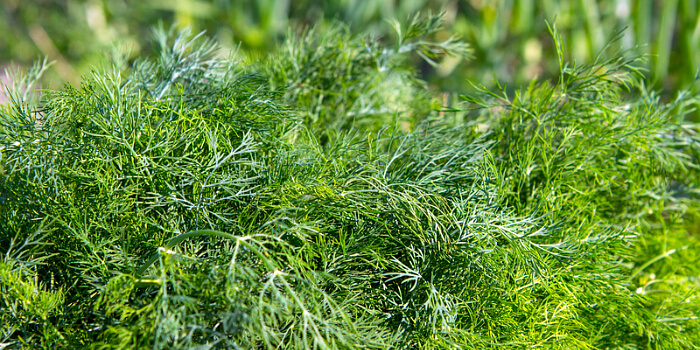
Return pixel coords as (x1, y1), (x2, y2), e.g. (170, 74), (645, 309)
(1, 16), (699, 349)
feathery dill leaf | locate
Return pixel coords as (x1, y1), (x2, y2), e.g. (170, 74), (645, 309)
(1, 15), (699, 349)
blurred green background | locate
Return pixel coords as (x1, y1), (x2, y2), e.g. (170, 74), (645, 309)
(1, 0), (699, 99)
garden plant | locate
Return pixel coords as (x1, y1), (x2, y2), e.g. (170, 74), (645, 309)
(1, 14), (699, 349)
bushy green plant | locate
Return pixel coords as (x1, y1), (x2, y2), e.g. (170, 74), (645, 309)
(1, 16), (699, 349)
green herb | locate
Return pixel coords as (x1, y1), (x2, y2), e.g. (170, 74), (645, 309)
(1, 15), (699, 349)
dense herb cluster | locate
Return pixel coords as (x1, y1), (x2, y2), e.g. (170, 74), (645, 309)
(1, 16), (699, 349)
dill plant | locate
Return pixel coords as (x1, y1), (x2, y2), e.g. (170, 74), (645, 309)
(1, 15), (699, 349)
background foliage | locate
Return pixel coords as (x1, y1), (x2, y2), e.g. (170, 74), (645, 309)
(1, 0), (699, 98)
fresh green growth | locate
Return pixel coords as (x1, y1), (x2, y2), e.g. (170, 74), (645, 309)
(3, 1), (699, 102)
(266, 14), (470, 135)
(1, 16), (699, 349)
